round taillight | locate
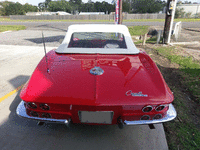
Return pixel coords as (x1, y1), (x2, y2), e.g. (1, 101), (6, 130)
(42, 113), (51, 118)
(27, 102), (37, 109)
(155, 105), (165, 111)
(40, 104), (50, 110)
(141, 115), (150, 120)
(142, 105), (153, 112)
(30, 111), (39, 117)
(153, 114), (162, 119)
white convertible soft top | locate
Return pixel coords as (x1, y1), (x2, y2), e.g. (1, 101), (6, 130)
(55, 24), (140, 54)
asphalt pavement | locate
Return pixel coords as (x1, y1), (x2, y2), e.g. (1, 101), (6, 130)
(0, 30), (65, 46)
(0, 21), (199, 31)
(0, 29), (169, 150)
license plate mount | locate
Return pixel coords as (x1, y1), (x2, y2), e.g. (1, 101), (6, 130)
(79, 111), (113, 124)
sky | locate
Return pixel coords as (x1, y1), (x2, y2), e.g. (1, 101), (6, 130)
(0, 0), (200, 6)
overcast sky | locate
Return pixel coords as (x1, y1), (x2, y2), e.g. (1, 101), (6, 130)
(0, 0), (200, 6)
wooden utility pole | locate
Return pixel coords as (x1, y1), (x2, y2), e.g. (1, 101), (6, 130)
(163, 0), (177, 44)
(118, 0), (123, 24)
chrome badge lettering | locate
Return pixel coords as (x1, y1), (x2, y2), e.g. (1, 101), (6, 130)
(90, 67), (104, 75)
(126, 90), (148, 97)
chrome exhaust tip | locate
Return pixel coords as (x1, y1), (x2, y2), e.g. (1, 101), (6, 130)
(37, 121), (45, 126)
(118, 118), (125, 129)
(65, 118), (71, 128)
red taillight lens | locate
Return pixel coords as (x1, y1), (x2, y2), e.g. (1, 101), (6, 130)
(42, 113), (51, 118)
(40, 104), (50, 110)
(153, 114), (162, 119)
(142, 105), (153, 112)
(155, 105), (165, 111)
(27, 102), (37, 109)
(141, 115), (150, 120)
(30, 111), (39, 117)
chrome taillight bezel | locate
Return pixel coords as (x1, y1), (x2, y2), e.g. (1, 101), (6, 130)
(155, 105), (166, 112)
(140, 115), (150, 120)
(42, 113), (51, 118)
(30, 111), (39, 117)
(142, 105), (153, 112)
(27, 102), (37, 109)
(153, 114), (162, 120)
(40, 104), (50, 111)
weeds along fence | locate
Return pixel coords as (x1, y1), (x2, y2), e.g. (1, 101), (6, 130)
(10, 13), (165, 20)
(0, 16), (10, 19)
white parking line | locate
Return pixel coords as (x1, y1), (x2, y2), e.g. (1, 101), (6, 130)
(1, 30), (12, 34)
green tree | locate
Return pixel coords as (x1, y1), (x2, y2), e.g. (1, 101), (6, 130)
(79, 1), (114, 13)
(70, 0), (82, 5)
(0, 1), (13, 16)
(132, 0), (165, 13)
(38, 2), (45, 11)
(69, 0), (82, 13)
(23, 3), (38, 13)
(175, 8), (185, 18)
(48, 0), (72, 12)
(122, 0), (130, 13)
(5, 2), (25, 15)
(45, 0), (52, 9)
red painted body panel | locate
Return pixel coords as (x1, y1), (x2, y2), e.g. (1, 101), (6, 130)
(20, 50), (173, 124)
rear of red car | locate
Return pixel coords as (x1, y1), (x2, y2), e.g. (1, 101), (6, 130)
(17, 50), (176, 128)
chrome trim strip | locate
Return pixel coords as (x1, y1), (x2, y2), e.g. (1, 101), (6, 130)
(124, 104), (177, 125)
(16, 101), (69, 124)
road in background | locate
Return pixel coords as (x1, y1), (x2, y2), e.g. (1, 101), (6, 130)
(0, 21), (199, 31)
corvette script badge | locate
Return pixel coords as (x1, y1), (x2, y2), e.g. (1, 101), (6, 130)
(126, 90), (148, 97)
(90, 67), (104, 75)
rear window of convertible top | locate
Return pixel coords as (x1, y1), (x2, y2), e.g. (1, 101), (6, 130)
(68, 32), (127, 49)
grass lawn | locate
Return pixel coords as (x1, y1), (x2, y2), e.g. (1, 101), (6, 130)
(0, 25), (26, 32)
(152, 46), (200, 150)
(155, 46), (200, 103)
(0, 18), (114, 22)
(125, 18), (200, 22)
(133, 37), (159, 44)
(128, 26), (149, 36)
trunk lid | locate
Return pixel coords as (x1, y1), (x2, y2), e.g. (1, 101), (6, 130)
(21, 51), (173, 105)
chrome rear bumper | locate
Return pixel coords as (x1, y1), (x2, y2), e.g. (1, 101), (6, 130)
(16, 101), (69, 124)
(124, 104), (177, 125)
(17, 101), (176, 126)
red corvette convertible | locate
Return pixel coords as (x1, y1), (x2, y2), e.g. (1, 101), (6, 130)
(17, 24), (176, 129)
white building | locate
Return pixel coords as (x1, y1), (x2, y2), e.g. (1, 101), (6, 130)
(56, 11), (71, 15)
(26, 11), (71, 16)
(79, 12), (105, 15)
(177, 4), (200, 16)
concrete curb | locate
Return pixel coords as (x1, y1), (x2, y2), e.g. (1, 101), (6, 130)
(169, 41), (200, 46)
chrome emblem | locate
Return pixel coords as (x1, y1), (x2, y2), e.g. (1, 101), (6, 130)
(90, 67), (104, 75)
(126, 90), (148, 97)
